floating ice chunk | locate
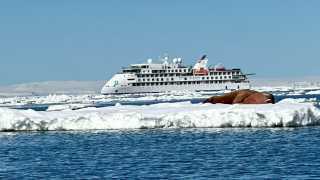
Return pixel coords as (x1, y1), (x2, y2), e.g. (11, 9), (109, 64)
(47, 104), (91, 111)
(306, 90), (320, 95)
(1, 101), (320, 131)
(115, 103), (122, 107)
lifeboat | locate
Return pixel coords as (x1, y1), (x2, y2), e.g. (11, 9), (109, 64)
(193, 68), (208, 75)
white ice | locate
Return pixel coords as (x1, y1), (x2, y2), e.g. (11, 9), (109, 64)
(1, 86), (320, 108)
(306, 90), (320, 95)
(0, 101), (320, 131)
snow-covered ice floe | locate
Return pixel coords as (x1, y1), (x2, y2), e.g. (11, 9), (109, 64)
(306, 90), (320, 95)
(0, 92), (213, 107)
(2, 86), (320, 107)
(1, 101), (320, 131)
(46, 104), (92, 111)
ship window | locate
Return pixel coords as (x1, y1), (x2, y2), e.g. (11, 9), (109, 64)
(179, 69), (182, 72)
(171, 78), (174, 81)
(164, 82), (168, 85)
(184, 69), (186, 72)
(161, 78), (164, 81)
(184, 78), (187, 80)
(143, 79), (145, 81)
(160, 82), (163, 85)
(207, 77), (209, 79)
(224, 76), (227, 79)
(138, 79), (141, 82)
(156, 78), (159, 81)
(175, 69), (178, 72)
(156, 83), (159, 85)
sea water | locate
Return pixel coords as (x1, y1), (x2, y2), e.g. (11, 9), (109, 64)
(1, 93), (320, 179)
(1, 128), (320, 179)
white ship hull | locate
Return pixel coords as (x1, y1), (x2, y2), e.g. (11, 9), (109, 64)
(101, 82), (250, 94)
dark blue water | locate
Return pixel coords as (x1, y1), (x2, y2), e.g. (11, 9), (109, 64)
(1, 128), (320, 179)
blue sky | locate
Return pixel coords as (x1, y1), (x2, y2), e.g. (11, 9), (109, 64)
(0, 0), (319, 85)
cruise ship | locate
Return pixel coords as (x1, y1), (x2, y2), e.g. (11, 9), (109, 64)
(101, 55), (251, 94)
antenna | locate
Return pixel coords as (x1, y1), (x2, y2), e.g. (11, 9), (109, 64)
(163, 53), (169, 61)
(200, 55), (207, 60)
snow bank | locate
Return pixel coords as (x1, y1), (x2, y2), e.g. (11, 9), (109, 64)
(1, 101), (320, 131)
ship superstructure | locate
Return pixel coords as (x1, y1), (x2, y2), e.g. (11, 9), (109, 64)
(101, 55), (250, 94)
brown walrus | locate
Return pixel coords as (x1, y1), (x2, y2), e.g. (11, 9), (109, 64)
(203, 89), (275, 104)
